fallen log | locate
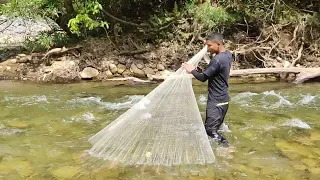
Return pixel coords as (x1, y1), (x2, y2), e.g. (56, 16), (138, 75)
(150, 68), (320, 84)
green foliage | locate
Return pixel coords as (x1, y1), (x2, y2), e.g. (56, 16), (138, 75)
(190, 1), (238, 29)
(23, 32), (71, 52)
(0, 0), (62, 19)
(68, 1), (108, 36)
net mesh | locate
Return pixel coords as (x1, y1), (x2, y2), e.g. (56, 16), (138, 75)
(88, 46), (215, 166)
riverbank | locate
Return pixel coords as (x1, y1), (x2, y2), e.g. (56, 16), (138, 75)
(1, 37), (320, 84)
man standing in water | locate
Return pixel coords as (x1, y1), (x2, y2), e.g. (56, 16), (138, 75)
(182, 32), (233, 147)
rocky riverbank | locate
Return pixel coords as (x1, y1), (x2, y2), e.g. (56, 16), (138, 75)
(0, 37), (192, 83)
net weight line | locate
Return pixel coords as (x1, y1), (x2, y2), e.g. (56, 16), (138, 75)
(88, 46), (215, 166)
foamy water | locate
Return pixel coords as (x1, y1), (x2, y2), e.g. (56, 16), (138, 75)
(67, 95), (144, 110)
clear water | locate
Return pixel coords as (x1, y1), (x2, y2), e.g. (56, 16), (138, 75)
(0, 81), (319, 179)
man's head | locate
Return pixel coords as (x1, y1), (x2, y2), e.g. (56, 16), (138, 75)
(205, 32), (224, 54)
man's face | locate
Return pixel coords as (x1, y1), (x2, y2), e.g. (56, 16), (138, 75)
(206, 40), (219, 54)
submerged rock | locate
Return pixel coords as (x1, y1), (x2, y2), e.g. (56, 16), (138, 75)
(275, 140), (314, 160)
(309, 168), (320, 175)
(0, 160), (33, 178)
(51, 166), (80, 179)
(7, 120), (29, 129)
(302, 159), (318, 168)
(310, 132), (320, 141)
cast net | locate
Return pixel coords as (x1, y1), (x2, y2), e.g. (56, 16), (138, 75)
(88, 46), (215, 166)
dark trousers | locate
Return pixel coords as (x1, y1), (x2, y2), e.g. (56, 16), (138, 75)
(205, 104), (229, 145)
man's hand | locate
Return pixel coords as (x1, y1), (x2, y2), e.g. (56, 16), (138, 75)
(181, 63), (196, 73)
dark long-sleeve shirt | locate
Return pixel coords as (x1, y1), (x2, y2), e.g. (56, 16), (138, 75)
(191, 51), (233, 106)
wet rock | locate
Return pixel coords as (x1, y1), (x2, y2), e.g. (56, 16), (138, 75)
(106, 70), (113, 78)
(310, 132), (320, 141)
(309, 168), (320, 174)
(302, 159), (318, 168)
(7, 121), (29, 129)
(157, 63), (165, 71)
(292, 163), (308, 171)
(109, 64), (118, 74)
(80, 67), (99, 79)
(117, 64), (126, 74)
(51, 166), (80, 179)
(130, 63), (146, 78)
(275, 140), (314, 160)
(0, 160), (33, 178)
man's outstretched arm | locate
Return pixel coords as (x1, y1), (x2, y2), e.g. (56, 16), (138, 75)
(191, 69), (209, 82)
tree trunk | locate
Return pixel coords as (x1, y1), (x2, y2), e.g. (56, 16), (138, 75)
(64, 0), (74, 14)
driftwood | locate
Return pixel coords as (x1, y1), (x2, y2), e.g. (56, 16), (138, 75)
(106, 77), (156, 85)
(150, 68), (320, 84)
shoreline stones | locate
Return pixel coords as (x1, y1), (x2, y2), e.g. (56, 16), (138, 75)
(80, 67), (99, 79)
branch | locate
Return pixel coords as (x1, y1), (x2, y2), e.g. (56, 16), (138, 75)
(290, 42), (304, 67)
(286, 25), (299, 47)
(101, 9), (148, 27)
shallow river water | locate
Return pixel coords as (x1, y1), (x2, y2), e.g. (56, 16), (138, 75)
(0, 80), (319, 179)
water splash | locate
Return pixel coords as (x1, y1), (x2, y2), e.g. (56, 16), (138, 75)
(299, 94), (317, 105)
(262, 90), (292, 108)
(0, 124), (24, 136)
(281, 119), (311, 129)
(3, 95), (49, 106)
(68, 95), (144, 110)
(198, 95), (207, 105)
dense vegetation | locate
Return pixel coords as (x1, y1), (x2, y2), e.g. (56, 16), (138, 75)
(1, 0), (319, 68)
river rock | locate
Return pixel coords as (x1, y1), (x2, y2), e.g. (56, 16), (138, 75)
(51, 166), (80, 179)
(0, 15), (60, 48)
(106, 70), (113, 78)
(101, 60), (110, 70)
(131, 63), (146, 78)
(38, 60), (80, 83)
(157, 63), (165, 71)
(309, 168), (320, 174)
(275, 140), (314, 160)
(136, 63), (144, 69)
(80, 67), (99, 79)
(122, 70), (132, 77)
(7, 121), (29, 129)
(144, 67), (155, 75)
(117, 64), (126, 74)
(109, 64), (118, 74)
(310, 132), (320, 141)
(302, 159), (318, 168)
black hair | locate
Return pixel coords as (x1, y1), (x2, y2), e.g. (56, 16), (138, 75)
(205, 32), (224, 44)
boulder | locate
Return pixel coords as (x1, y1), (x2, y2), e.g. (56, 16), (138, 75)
(117, 64), (126, 74)
(36, 60), (80, 83)
(106, 70), (113, 78)
(157, 63), (165, 71)
(0, 15), (60, 48)
(130, 63), (146, 78)
(122, 70), (132, 77)
(144, 67), (156, 75)
(109, 64), (118, 74)
(80, 67), (99, 79)
(137, 63), (145, 69)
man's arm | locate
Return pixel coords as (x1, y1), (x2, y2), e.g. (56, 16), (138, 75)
(191, 69), (209, 82)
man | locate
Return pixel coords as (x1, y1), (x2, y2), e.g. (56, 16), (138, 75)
(182, 32), (233, 146)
